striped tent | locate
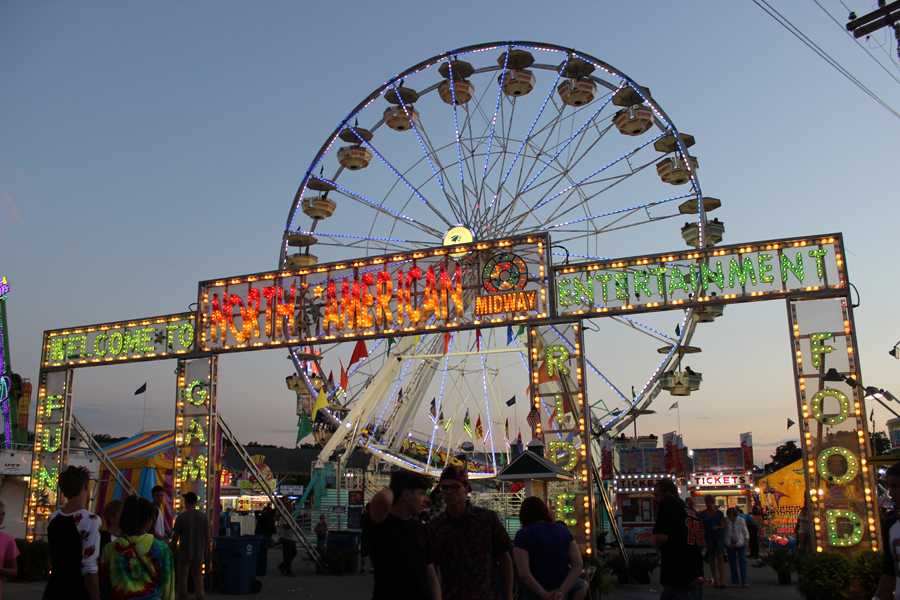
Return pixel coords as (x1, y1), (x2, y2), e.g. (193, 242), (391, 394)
(94, 430), (175, 519)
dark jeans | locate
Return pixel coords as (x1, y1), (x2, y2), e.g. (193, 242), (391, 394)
(279, 537), (297, 573)
(727, 546), (748, 585)
(660, 581), (703, 600)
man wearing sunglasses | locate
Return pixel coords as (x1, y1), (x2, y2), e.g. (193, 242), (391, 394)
(428, 465), (513, 600)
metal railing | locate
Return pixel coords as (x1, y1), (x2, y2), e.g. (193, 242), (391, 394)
(71, 416), (136, 498)
(217, 414), (324, 568)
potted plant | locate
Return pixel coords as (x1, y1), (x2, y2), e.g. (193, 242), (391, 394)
(796, 552), (851, 600)
(766, 547), (795, 584)
(847, 551), (881, 600)
(764, 534), (795, 584)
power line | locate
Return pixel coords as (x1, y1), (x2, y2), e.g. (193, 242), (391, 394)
(752, 0), (900, 120)
(810, 0), (900, 84)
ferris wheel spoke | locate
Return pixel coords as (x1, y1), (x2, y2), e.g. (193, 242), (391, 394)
(608, 316), (679, 345)
(512, 96), (567, 205)
(518, 93), (617, 197)
(414, 121), (471, 225)
(446, 62), (471, 214)
(385, 82), (464, 221)
(321, 178), (444, 238)
(348, 127), (454, 229)
(483, 61), (567, 221)
(539, 192), (693, 235)
(536, 156), (662, 229)
(311, 236), (420, 254)
(508, 132), (666, 225)
(550, 212), (680, 246)
(548, 324), (630, 404)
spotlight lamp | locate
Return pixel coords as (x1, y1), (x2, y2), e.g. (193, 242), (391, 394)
(822, 368), (900, 418)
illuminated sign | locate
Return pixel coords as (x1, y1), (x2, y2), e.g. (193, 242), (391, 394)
(198, 234), (550, 352)
(173, 357), (217, 516)
(692, 473), (750, 488)
(555, 234), (846, 319)
(0, 276), (9, 299)
(42, 313), (195, 368)
(788, 296), (879, 552)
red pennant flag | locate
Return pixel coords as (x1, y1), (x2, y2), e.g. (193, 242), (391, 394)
(327, 371), (334, 387)
(443, 332), (451, 355)
(349, 340), (369, 368)
(475, 415), (484, 439)
(340, 360), (349, 390)
(475, 328), (482, 352)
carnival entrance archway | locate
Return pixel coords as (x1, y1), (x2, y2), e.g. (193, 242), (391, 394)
(25, 42), (879, 561)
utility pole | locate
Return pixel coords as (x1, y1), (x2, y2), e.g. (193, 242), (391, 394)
(846, 0), (900, 60)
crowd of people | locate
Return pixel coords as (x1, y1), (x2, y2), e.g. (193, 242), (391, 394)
(363, 465), (587, 600)
(41, 466), (208, 600)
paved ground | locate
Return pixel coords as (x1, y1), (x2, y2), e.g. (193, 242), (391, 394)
(8, 555), (805, 599)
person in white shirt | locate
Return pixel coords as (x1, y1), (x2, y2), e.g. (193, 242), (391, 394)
(44, 466), (102, 600)
(151, 485), (171, 540)
(725, 507), (750, 587)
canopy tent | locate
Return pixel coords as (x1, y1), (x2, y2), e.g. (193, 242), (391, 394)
(94, 430), (175, 518)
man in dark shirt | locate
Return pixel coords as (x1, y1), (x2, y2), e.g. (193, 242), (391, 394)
(652, 479), (703, 600)
(368, 470), (441, 600)
(427, 465), (513, 600)
(877, 462), (900, 600)
(172, 492), (209, 600)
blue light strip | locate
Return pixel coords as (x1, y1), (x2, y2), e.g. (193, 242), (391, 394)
(386, 83), (459, 222)
(479, 353), (498, 473)
(552, 250), (611, 261)
(549, 324), (629, 404)
(481, 47), (510, 181)
(518, 90), (617, 196)
(350, 127), (452, 228)
(614, 317), (678, 344)
(483, 57), (568, 220)
(446, 59), (468, 210)
(426, 333), (454, 467)
(317, 177), (442, 237)
(298, 230), (421, 245)
(542, 192), (693, 230)
(529, 133), (665, 213)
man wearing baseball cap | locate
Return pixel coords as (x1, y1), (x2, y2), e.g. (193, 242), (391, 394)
(428, 465), (513, 600)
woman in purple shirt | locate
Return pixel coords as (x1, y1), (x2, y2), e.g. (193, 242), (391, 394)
(513, 497), (587, 600)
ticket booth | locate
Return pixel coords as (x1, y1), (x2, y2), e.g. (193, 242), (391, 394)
(688, 471), (753, 512)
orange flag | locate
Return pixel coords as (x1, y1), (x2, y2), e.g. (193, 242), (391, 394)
(443, 332), (451, 354)
(340, 360), (349, 390)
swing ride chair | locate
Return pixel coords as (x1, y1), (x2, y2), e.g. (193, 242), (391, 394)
(24, 42), (879, 562)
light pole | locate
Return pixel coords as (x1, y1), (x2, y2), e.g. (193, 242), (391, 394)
(823, 368), (900, 419)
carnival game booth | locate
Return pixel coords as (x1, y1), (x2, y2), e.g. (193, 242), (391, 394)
(613, 447), (676, 546)
(755, 459), (806, 538)
(687, 443), (754, 512)
(94, 431), (175, 518)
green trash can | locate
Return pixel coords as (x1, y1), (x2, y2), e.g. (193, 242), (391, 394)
(214, 537), (257, 594)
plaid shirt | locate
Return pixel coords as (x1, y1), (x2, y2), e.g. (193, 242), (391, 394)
(428, 503), (512, 600)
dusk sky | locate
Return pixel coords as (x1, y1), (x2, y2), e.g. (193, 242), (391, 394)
(2, 1), (898, 465)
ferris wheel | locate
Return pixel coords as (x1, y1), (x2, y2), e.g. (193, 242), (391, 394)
(279, 41), (723, 473)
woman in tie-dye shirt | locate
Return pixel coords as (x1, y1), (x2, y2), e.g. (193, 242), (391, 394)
(101, 495), (174, 600)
